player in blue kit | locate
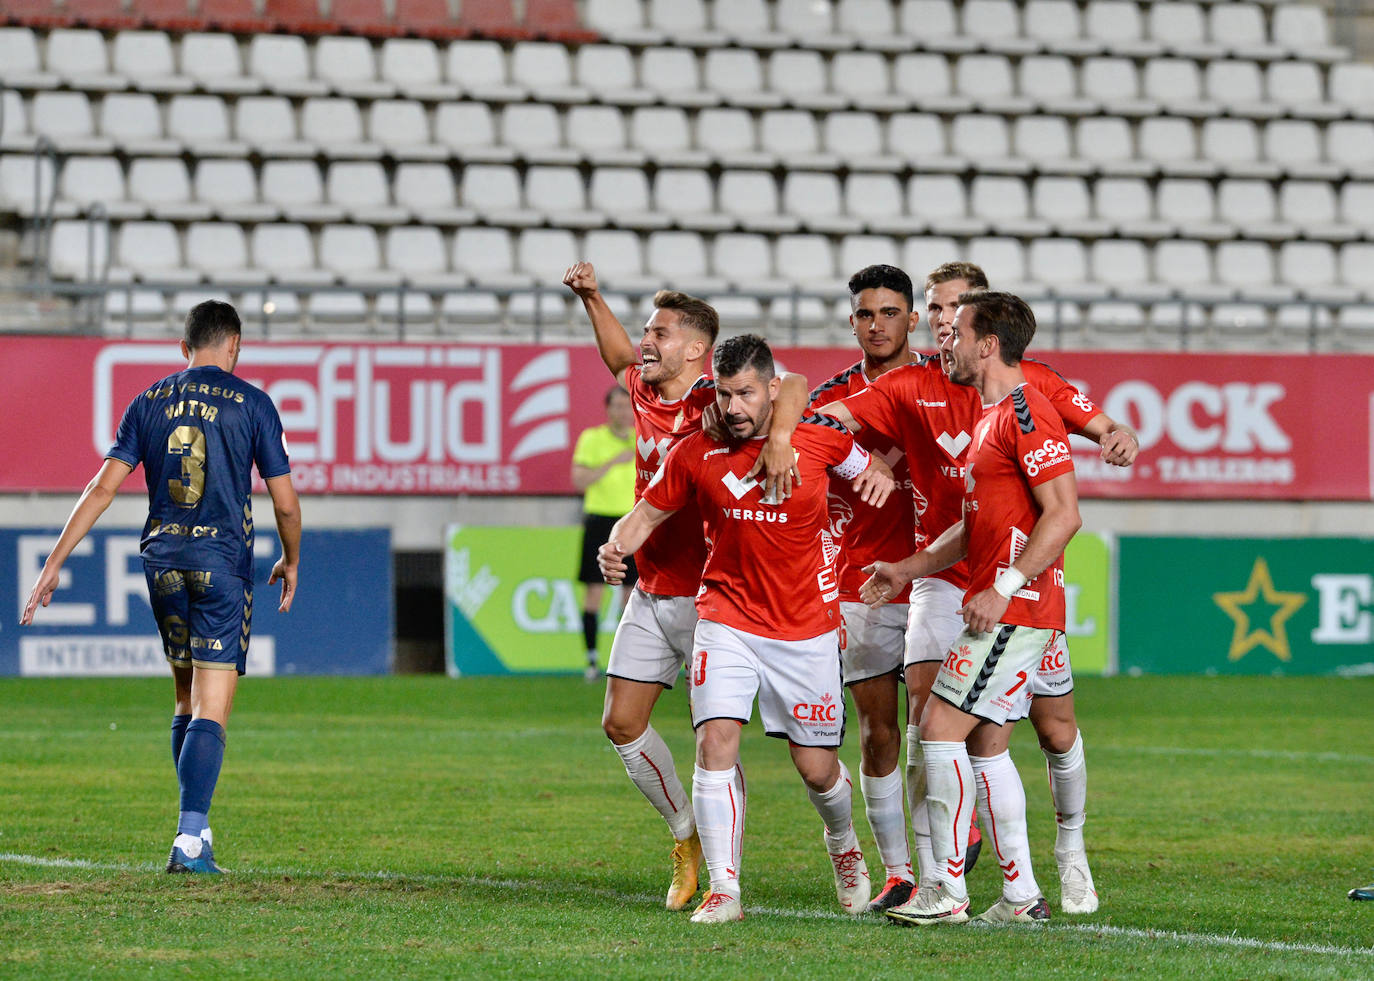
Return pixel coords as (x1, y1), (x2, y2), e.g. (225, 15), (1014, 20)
(21, 300), (302, 874)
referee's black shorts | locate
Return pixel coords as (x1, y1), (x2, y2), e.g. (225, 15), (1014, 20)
(578, 513), (638, 585)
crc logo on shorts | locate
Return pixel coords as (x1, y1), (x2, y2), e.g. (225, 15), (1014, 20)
(792, 690), (838, 723)
(1022, 437), (1071, 477)
(943, 645), (974, 679)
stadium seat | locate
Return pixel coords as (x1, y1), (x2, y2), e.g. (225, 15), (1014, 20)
(129, 157), (211, 222)
(1090, 239), (1159, 296)
(1014, 115), (1086, 175)
(169, 94), (246, 158)
(898, 0), (969, 52)
(1138, 116), (1210, 178)
(1032, 176), (1106, 237)
(264, 0), (333, 35)
(260, 161), (341, 224)
(711, 231), (779, 291)
(445, 40), (523, 102)
(499, 103), (578, 164)
(1201, 117), (1275, 178)
(647, 230), (724, 293)
(1277, 241), (1342, 294)
(49, 219), (111, 280)
(385, 225), (462, 287)
(328, 161), (406, 224)
(393, 162), (474, 226)
(65, 0), (139, 30)
(829, 52), (903, 114)
(1217, 241), (1287, 300)
(1084, 0), (1159, 55)
(526, 164), (603, 228)
(844, 173), (919, 236)
(894, 53), (970, 114)
(247, 35), (327, 98)
(704, 48), (783, 110)
(1155, 239), (1221, 299)
(1157, 178), (1229, 240)
(638, 47), (714, 109)
(1328, 62), (1374, 116)
(897, 236), (953, 286)
(59, 156), (137, 218)
(770, 49), (845, 112)
(46, 29), (124, 91)
(575, 44), (650, 106)
(584, 0), (650, 40)
(393, 0), (467, 40)
(460, 163), (534, 225)
(252, 223), (331, 285)
(908, 175), (981, 238)
(1208, 3), (1280, 60)
(783, 172), (859, 235)
(317, 36), (395, 100)
(775, 0), (836, 43)
(839, 234), (900, 281)
(589, 167), (665, 231)
(236, 96), (316, 159)
(453, 226), (525, 286)
(712, 0), (788, 48)
(301, 98), (382, 159)
(823, 112), (899, 172)
(646, 0), (711, 37)
(0, 153), (59, 216)
(652, 168), (725, 232)
(186, 222), (263, 283)
(1147, 1), (1210, 53)
(374, 38), (450, 101)
(1023, 0), (1097, 57)
(1205, 59), (1274, 120)
(332, 0), (399, 36)
(629, 106), (702, 167)
(1142, 57), (1214, 117)
(0, 28), (58, 90)
(434, 102), (515, 162)
(696, 108), (770, 169)
(956, 54), (1033, 115)
(31, 91), (114, 154)
(100, 92), (180, 156)
(713, 170), (787, 234)
(759, 110), (834, 170)
(200, 0), (272, 33)
(1278, 180), (1346, 241)
(193, 158), (277, 223)
(111, 30), (191, 94)
(1264, 119), (1336, 180)
(180, 33), (259, 95)
(515, 227), (577, 280)
(774, 232), (838, 290)
(1093, 177), (1164, 238)
(966, 237), (1027, 291)
(582, 227), (653, 293)
(1019, 56), (1092, 116)
(1327, 121), (1374, 179)
(950, 115), (1023, 174)
(321, 224), (398, 287)
(511, 41), (590, 103)
(368, 100), (446, 161)
(962, 0), (1034, 55)
(1029, 238), (1101, 298)
(1272, 3), (1340, 59)
(118, 220), (197, 284)
(1080, 57), (1153, 116)
(1265, 61), (1332, 119)
(835, 0), (902, 52)
(1074, 116), (1146, 176)
(566, 105), (643, 167)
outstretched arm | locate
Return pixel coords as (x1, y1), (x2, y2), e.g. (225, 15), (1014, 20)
(859, 518), (968, 608)
(563, 261), (638, 385)
(265, 473), (302, 613)
(21, 458), (132, 625)
(598, 499), (674, 585)
(1079, 412), (1139, 467)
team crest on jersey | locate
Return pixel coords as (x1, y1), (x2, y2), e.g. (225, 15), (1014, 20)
(721, 470), (761, 501)
(637, 433), (672, 461)
(827, 492), (854, 537)
(820, 528), (841, 566)
(912, 486), (929, 518)
(936, 430), (971, 459)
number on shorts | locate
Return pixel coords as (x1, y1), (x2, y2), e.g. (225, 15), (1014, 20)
(167, 425), (207, 506)
(692, 650), (707, 687)
(1004, 670), (1028, 697)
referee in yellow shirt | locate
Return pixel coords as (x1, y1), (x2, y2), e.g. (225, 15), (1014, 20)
(572, 386), (637, 681)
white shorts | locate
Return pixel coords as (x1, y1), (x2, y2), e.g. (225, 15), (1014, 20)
(903, 577), (966, 668)
(1007, 631), (1075, 721)
(688, 619), (845, 747)
(606, 587), (698, 688)
(840, 600), (907, 685)
(931, 625), (1062, 726)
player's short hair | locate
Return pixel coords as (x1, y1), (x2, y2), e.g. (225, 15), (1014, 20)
(184, 299), (242, 350)
(958, 290), (1036, 365)
(925, 261), (990, 292)
(604, 385), (628, 407)
(652, 289), (719, 345)
(713, 333), (775, 381)
(848, 264), (914, 311)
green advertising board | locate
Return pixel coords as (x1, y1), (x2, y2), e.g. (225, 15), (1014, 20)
(1119, 537), (1374, 676)
(446, 524), (1115, 678)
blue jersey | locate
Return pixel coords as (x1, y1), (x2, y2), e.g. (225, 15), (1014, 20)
(107, 365), (291, 580)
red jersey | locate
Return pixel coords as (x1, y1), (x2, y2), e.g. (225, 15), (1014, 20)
(808, 362), (917, 604)
(838, 355), (1097, 591)
(965, 384), (1075, 630)
(643, 418), (871, 641)
(624, 365), (717, 596)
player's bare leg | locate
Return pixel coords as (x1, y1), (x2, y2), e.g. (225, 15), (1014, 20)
(691, 719), (745, 923)
(1030, 692), (1098, 913)
(849, 672), (912, 911)
(790, 743), (871, 914)
(168, 666), (238, 874)
(904, 662), (981, 889)
(603, 677), (700, 910)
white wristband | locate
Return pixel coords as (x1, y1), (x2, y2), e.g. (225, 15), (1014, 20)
(993, 568), (1027, 599)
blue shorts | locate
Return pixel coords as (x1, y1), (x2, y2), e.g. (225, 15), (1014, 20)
(144, 564), (253, 674)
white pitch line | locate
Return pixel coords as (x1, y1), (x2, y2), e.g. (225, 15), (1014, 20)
(1091, 745), (1374, 766)
(3, 852), (1372, 960)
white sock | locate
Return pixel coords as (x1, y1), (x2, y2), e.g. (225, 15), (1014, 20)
(808, 760), (858, 853)
(613, 726), (695, 841)
(1044, 729), (1087, 854)
(860, 766), (913, 883)
(693, 764), (743, 899)
(921, 740), (972, 900)
(906, 724), (935, 886)
(971, 750), (1041, 904)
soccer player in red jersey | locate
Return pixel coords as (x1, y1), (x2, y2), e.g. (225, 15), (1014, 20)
(817, 262), (1136, 915)
(563, 263), (807, 912)
(863, 291), (1084, 925)
(806, 264), (923, 914)
(598, 335), (895, 924)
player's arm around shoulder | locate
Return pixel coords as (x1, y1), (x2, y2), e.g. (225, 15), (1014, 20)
(747, 370), (810, 501)
(265, 473), (301, 613)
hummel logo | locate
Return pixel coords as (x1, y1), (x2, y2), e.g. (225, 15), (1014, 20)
(936, 431), (971, 459)
(721, 471), (759, 500)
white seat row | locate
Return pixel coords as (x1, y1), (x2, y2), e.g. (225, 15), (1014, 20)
(2, 26), (1365, 119)
(585, 0), (1341, 62)
(15, 153), (1374, 247)
(46, 220), (1374, 305)
(8, 88), (1374, 183)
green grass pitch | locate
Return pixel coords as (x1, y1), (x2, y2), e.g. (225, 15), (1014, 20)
(1, 675), (1371, 979)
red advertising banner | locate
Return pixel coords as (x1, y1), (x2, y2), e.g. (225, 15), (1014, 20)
(1, 338), (1370, 500)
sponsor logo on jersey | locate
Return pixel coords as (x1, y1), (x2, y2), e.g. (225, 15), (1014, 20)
(792, 690), (839, 723)
(1022, 436), (1071, 477)
(936, 430), (971, 459)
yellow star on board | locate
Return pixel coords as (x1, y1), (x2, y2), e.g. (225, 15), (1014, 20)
(1212, 557), (1308, 662)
